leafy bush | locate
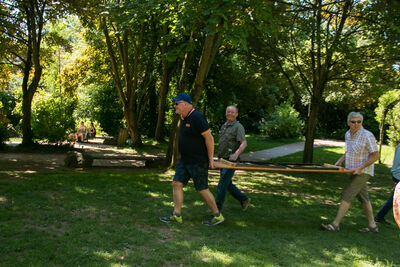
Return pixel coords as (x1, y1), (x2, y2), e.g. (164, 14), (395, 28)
(375, 90), (400, 146)
(259, 103), (304, 138)
(0, 89), (21, 134)
(0, 104), (12, 146)
(31, 93), (77, 143)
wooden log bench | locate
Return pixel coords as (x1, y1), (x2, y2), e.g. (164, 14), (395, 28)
(65, 151), (166, 168)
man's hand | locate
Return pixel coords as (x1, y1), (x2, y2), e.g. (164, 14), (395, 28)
(229, 152), (239, 161)
(353, 166), (363, 175)
(335, 155), (345, 166)
(209, 159), (215, 169)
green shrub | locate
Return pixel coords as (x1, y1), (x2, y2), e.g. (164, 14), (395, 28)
(31, 93), (77, 143)
(375, 90), (400, 146)
(259, 103), (304, 138)
(0, 105), (12, 146)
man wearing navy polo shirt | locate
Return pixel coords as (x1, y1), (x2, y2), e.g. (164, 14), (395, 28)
(160, 93), (224, 226)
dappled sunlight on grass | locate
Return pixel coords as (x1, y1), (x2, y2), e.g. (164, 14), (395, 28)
(196, 246), (233, 264)
(193, 200), (204, 207)
(160, 201), (174, 208)
(74, 186), (95, 194)
(146, 192), (163, 198)
(233, 221), (250, 227)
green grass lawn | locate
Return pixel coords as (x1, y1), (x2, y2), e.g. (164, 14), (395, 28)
(1, 143), (399, 266)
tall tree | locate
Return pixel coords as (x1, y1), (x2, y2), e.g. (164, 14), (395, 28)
(0, 0), (74, 145)
(98, 1), (164, 147)
(248, 0), (390, 162)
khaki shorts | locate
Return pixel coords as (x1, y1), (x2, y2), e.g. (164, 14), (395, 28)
(341, 173), (371, 203)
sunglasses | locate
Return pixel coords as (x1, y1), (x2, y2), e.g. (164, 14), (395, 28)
(350, 120), (362, 124)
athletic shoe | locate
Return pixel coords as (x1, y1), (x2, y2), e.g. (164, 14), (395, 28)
(202, 213), (224, 226)
(160, 213), (182, 224)
(241, 198), (251, 211)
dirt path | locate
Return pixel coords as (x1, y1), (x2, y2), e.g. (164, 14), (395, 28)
(240, 139), (344, 162)
(0, 139), (165, 175)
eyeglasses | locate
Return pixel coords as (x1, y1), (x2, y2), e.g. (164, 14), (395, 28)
(350, 120), (362, 124)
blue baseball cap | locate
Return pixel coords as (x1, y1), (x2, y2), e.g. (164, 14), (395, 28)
(172, 93), (192, 104)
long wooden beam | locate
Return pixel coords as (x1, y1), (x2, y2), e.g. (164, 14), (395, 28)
(213, 159), (354, 173)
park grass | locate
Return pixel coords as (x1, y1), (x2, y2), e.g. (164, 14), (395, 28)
(1, 145), (399, 266)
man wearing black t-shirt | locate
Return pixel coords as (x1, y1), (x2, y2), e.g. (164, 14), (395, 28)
(160, 93), (224, 226)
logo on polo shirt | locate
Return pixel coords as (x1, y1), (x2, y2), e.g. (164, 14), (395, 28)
(186, 123), (190, 127)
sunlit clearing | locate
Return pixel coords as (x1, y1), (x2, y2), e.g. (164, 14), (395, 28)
(195, 246), (233, 264)
(0, 196), (7, 203)
(74, 186), (95, 194)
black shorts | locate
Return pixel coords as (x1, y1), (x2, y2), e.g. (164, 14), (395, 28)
(173, 158), (209, 191)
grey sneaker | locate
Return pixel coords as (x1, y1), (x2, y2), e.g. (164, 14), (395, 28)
(160, 214), (182, 223)
(202, 213), (224, 226)
(241, 198), (251, 211)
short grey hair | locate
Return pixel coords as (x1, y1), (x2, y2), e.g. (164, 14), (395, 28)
(227, 105), (239, 113)
(347, 112), (363, 122)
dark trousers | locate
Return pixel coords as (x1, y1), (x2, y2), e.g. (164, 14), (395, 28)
(375, 176), (399, 220)
(216, 168), (248, 211)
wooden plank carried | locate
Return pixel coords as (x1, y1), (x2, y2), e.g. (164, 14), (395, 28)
(213, 159), (353, 173)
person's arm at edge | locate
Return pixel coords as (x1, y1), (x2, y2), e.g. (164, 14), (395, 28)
(203, 130), (215, 169)
(353, 151), (380, 175)
(335, 154), (345, 166)
(229, 140), (247, 161)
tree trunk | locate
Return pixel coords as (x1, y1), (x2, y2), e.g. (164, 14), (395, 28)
(155, 58), (177, 141)
(166, 38), (194, 166)
(190, 33), (221, 105)
(21, 93), (34, 145)
(302, 100), (320, 163)
(124, 105), (142, 147)
(21, 1), (44, 146)
(102, 18), (149, 148)
(155, 59), (169, 141)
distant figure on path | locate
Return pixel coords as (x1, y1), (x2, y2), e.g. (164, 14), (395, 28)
(86, 122), (96, 139)
(160, 93), (224, 226)
(75, 122), (87, 142)
(322, 112), (379, 232)
(216, 105), (250, 211)
(374, 143), (400, 224)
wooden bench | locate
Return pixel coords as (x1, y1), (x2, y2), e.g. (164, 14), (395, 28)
(65, 151), (166, 168)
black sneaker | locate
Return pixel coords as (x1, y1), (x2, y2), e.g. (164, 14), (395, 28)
(202, 213), (224, 226)
(160, 214), (182, 223)
(374, 217), (390, 225)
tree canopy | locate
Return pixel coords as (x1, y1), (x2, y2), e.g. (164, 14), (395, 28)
(1, 0), (399, 163)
